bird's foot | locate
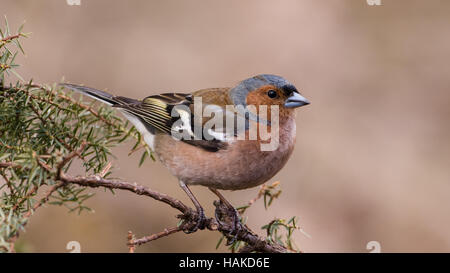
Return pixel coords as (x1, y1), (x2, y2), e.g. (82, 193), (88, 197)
(214, 200), (243, 245)
(182, 207), (206, 234)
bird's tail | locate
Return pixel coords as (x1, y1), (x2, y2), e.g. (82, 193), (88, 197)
(60, 83), (117, 106)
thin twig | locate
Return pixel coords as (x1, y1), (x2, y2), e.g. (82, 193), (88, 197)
(99, 162), (112, 178)
(238, 181), (280, 214)
(0, 172), (14, 194)
(22, 182), (65, 218)
(127, 231), (135, 253)
(11, 185), (39, 211)
(129, 226), (183, 247)
(59, 173), (190, 213)
(56, 141), (87, 179)
(1, 33), (20, 43)
(0, 162), (22, 169)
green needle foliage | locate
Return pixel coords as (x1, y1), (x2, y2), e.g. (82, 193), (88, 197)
(0, 18), (149, 252)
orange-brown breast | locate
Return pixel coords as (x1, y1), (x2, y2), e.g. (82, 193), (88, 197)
(153, 113), (297, 190)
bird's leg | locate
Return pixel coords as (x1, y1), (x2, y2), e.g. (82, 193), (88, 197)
(179, 181), (206, 233)
(209, 187), (243, 244)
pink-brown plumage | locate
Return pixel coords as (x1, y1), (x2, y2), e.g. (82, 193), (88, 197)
(154, 101), (297, 190)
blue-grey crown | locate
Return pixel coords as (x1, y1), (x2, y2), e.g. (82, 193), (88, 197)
(229, 74), (297, 125)
(230, 74), (294, 106)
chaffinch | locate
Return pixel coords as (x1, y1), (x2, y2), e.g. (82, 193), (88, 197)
(61, 74), (309, 233)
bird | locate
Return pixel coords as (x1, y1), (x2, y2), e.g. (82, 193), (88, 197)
(61, 74), (310, 234)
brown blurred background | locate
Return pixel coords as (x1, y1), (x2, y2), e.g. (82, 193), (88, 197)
(3, 0), (450, 252)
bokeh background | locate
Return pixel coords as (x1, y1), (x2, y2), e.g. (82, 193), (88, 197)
(2, 0), (450, 252)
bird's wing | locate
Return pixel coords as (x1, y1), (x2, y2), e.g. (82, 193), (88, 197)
(117, 89), (240, 152)
(61, 83), (239, 152)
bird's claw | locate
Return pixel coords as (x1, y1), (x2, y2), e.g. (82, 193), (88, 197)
(214, 201), (243, 245)
(183, 208), (206, 234)
(225, 207), (243, 245)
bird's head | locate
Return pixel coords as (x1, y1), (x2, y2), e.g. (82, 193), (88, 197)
(230, 74), (310, 123)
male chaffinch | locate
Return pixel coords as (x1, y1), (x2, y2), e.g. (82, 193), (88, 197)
(61, 74), (309, 233)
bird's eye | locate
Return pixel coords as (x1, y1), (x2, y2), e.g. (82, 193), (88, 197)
(267, 90), (278, 99)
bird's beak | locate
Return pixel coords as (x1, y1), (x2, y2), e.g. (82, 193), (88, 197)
(284, 92), (310, 108)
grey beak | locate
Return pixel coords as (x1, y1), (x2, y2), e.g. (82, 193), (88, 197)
(284, 92), (310, 108)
